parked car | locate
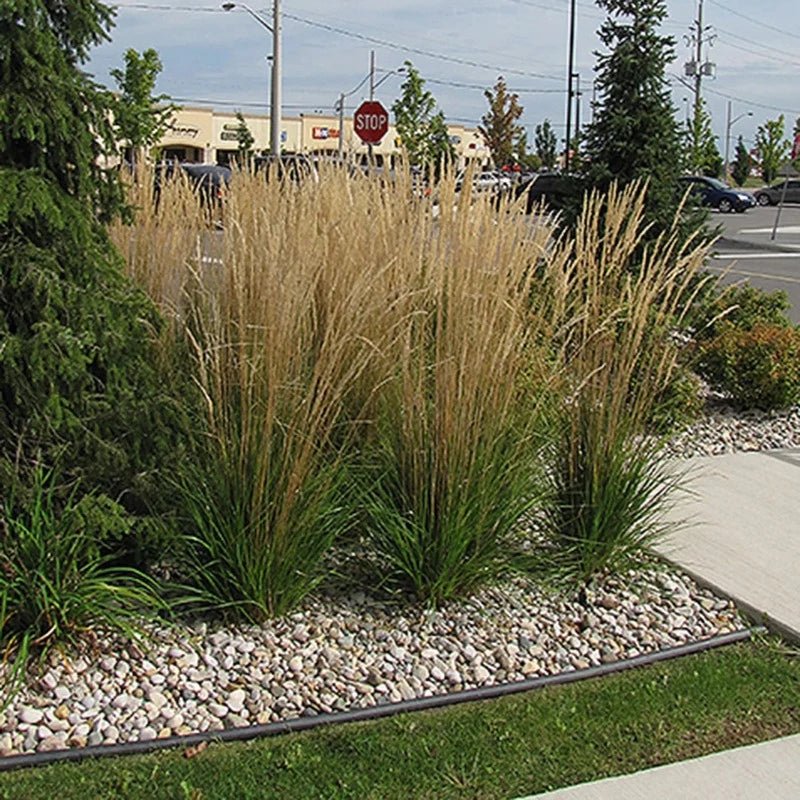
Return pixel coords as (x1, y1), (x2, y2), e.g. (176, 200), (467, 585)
(677, 175), (756, 213)
(513, 172), (583, 214)
(455, 169), (512, 196)
(253, 153), (319, 184)
(752, 178), (800, 206)
(153, 162), (232, 207)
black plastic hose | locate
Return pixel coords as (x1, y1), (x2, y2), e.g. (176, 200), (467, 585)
(0, 627), (758, 773)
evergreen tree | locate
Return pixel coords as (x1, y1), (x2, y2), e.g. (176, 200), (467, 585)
(535, 119), (557, 169)
(392, 61), (454, 173)
(583, 0), (688, 233)
(0, 0), (178, 505)
(688, 99), (722, 178)
(110, 47), (177, 165)
(479, 76), (524, 167)
(755, 115), (790, 183)
(730, 135), (751, 187)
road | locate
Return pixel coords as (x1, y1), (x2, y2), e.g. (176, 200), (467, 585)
(709, 204), (800, 324)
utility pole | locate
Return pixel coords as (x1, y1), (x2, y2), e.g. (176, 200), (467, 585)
(564, 0), (576, 172)
(337, 93), (345, 160)
(684, 0), (715, 170)
(573, 73), (581, 152)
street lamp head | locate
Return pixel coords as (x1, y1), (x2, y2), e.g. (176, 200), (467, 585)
(221, 3), (235, 9)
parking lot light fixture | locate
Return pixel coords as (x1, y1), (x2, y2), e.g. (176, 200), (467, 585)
(221, 2), (281, 157)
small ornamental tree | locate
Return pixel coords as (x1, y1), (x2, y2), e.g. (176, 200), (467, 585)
(583, 0), (690, 236)
(479, 76), (525, 167)
(110, 47), (178, 165)
(0, 0), (178, 505)
(755, 115), (790, 183)
(392, 61), (454, 173)
(235, 110), (255, 165)
(731, 135), (751, 187)
(535, 119), (558, 169)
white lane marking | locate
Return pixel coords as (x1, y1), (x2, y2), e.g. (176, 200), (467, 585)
(738, 226), (800, 234)
(713, 252), (800, 259)
(705, 265), (800, 285)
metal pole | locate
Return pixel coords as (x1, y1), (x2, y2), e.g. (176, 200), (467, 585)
(724, 99), (732, 181)
(564, 0), (576, 172)
(574, 73), (581, 148)
(692, 0), (703, 168)
(337, 93), (345, 161)
(269, 0), (281, 156)
(368, 50), (375, 165)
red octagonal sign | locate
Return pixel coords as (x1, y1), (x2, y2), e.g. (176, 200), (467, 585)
(353, 101), (389, 144)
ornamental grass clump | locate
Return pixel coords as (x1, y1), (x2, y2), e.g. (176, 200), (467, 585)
(540, 182), (714, 584)
(352, 170), (565, 605)
(118, 164), (427, 619)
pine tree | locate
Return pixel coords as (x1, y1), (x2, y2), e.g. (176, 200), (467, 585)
(730, 135), (751, 187)
(688, 99), (722, 178)
(392, 61), (454, 173)
(479, 76), (524, 167)
(583, 0), (688, 232)
(535, 119), (557, 169)
(0, 0), (178, 504)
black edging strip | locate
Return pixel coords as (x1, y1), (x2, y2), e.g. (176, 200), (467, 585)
(0, 627), (759, 773)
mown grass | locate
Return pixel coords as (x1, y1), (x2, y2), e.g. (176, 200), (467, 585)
(2, 639), (799, 799)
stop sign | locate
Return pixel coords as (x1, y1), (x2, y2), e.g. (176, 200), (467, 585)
(353, 101), (389, 144)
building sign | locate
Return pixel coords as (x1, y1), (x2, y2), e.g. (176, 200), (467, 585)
(167, 121), (200, 138)
(449, 135), (461, 144)
(312, 126), (339, 140)
(222, 123), (240, 131)
(220, 131), (239, 141)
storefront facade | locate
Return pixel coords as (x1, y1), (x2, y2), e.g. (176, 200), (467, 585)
(156, 106), (491, 169)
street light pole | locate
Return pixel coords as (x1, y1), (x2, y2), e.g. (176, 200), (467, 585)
(271, 0), (281, 157)
(221, 2), (281, 157)
(564, 0), (576, 172)
(724, 100), (752, 182)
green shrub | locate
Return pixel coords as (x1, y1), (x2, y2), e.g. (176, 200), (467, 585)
(693, 283), (793, 341)
(697, 323), (800, 410)
(0, 469), (163, 703)
(648, 365), (705, 434)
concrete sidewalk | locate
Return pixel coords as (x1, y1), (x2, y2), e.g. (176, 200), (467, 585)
(517, 734), (800, 799)
(517, 449), (800, 799)
(657, 449), (800, 643)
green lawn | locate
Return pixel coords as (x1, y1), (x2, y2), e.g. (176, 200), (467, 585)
(2, 638), (799, 800)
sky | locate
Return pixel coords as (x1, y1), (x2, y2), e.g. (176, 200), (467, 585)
(85, 0), (800, 158)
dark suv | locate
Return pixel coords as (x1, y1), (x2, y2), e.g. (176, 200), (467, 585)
(677, 175), (755, 213)
(514, 172), (583, 214)
(253, 153), (318, 185)
(154, 162), (232, 206)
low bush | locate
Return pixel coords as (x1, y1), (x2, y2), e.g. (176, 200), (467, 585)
(692, 283), (793, 341)
(696, 323), (800, 410)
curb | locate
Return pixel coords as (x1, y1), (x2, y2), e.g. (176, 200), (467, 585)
(715, 236), (800, 254)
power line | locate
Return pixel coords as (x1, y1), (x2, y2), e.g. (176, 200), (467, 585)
(111, 3), (564, 82)
(281, 10), (563, 81)
(706, 0), (800, 42)
(715, 30), (800, 69)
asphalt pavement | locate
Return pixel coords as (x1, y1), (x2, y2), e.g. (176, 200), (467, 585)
(711, 204), (800, 323)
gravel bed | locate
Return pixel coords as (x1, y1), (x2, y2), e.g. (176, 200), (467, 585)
(2, 401), (796, 758)
(664, 401), (800, 458)
(0, 569), (743, 757)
